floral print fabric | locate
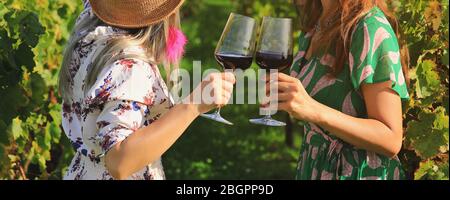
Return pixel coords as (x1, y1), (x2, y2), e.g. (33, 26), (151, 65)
(62, 4), (173, 180)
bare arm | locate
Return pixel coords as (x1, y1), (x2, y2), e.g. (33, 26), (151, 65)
(105, 72), (235, 179)
(273, 73), (403, 157)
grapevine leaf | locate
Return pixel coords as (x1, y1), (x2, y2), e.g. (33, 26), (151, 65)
(48, 104), (62, 125)
(0, 29), (14, 54)
(18, 11), (44, 48)
(414, 160), (434, 180)
(24, 73), (48, 111)
(30, 72), (47, 95)
(10, 118), (23, 140)
(415, 60), (441, 98)
(46, 122), (61, 144)
(15, 43), (35, 71)
(434, 108), (449, 153)
(415, 159), (449, 180)
(405, 107), (448, 159)
(0, 85), (28, 123)
(36, 126), (51, 152)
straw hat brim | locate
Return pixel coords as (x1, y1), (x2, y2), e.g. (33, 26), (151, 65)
(89, 0), (184, 28)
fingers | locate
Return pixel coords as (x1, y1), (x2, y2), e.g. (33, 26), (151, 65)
(204, 72), (235, 106)
(265, 82), (298, 95)
(266, 72), (298, 83)
(260, 92), (294, 107)
(222, 80), (234, 93)
(222, 71), (236, 84)
(277, 72), (298, 83)
(277, 92), (294, 102)
(213, 91), (233, 106)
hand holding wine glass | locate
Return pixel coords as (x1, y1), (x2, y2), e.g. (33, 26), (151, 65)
(187, 72), (236, 115)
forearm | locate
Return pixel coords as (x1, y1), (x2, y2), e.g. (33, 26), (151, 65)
(105, 103), (200, 179)
(310, 100), (402, 157)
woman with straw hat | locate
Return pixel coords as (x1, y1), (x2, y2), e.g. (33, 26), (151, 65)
(59, 0), (235, 180)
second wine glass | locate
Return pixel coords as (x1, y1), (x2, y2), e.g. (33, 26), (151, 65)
(201, 13), (257, 125)
(249, 16), (293, 127)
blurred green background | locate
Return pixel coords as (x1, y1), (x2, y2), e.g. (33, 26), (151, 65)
(165, 0), (302, 180)
(0, 0), (448, 180)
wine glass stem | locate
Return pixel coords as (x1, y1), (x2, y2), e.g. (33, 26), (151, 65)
(216, 108), (222, 116)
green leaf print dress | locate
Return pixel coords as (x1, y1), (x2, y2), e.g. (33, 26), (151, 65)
(290, 7), (409, 180)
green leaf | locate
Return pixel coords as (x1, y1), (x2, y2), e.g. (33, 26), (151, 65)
(0, 87), (28, 125)
(0, 29), (14, 54)
(415, 60), (441, 98)
(10, 118), (23, 140)
(414, 160), (434, 180)
(406, 107), (449, 159)
(46, 122), (61, 144)
(48, 104), (62, 125)
(434, 108), (449, 153)
(415, 160), (449, 180)
(30, 72), (47, 100)
(18, 11), (44, 48)
(14, 43), (35, 71)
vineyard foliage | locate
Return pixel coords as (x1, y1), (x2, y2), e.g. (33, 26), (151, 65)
(0, 0), (448, 180)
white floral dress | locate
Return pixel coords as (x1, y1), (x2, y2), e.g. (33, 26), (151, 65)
(62, 6), (173, 180)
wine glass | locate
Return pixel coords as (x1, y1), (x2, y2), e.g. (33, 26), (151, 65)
(201, 13), (258, 125)
(249, 16), (293, 127)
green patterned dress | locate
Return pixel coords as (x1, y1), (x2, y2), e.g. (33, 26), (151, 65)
(290, 7), (409, 180)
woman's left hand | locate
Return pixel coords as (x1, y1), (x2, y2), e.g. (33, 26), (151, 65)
(265, 73), (322, 123)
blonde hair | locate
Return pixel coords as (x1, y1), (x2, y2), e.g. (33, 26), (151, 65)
(59, 10), (181, 103)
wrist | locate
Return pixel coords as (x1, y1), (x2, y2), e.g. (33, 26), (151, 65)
(308, 98), (328, 126)
(177, 103), (202, 118)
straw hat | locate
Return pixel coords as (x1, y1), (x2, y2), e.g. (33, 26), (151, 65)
(89, 0), (184, 28)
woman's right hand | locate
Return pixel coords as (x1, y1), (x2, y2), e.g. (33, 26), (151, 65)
(187, 72), (236, 115)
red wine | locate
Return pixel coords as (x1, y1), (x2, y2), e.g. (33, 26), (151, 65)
(255, 51), (293, 71)
(215, 53), (253, 70)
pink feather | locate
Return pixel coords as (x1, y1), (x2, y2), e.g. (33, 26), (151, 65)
(166, 26), (188, 63)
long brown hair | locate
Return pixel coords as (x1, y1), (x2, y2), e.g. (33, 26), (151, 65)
(295, 0), (409, 85)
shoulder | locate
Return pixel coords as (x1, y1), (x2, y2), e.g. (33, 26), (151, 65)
(86, 58), (160, 105)
(349, 7), (400, 56)
(100, 58), (157, 85)
(352, 7), (396, 39)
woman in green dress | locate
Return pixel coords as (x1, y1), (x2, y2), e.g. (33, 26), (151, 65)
(269, 0), (410, 180)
